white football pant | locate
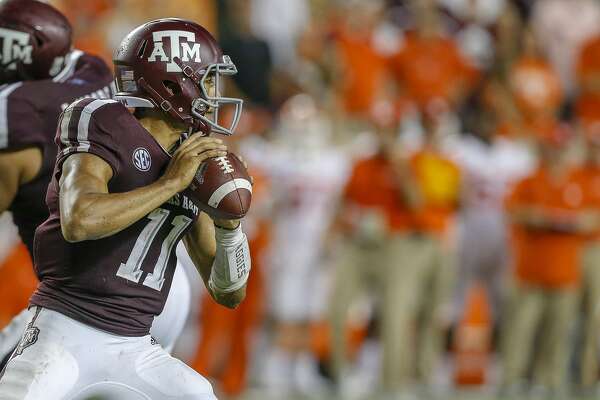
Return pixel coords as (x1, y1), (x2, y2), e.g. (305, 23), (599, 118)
(0, 260), (191, 364)
(149, 259), (191, 353)
(0, 306), (215, 400)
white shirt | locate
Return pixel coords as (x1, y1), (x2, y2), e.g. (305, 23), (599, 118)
(445, 134), (536, 211)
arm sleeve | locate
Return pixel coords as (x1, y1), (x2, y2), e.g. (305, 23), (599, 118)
(55, 100), (121, 175)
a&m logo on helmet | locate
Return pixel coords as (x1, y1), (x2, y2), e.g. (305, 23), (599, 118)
(147, 30), (201, 73)
(0, 27), (32, 69)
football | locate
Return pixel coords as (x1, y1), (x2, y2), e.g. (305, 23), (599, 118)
(188, 152), (252, 220)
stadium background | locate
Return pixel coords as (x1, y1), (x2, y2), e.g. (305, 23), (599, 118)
(4, 0), (600, 399)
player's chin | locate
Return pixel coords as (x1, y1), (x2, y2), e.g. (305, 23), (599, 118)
(212, 285), (246, 309)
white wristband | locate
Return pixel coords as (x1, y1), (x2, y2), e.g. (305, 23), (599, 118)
(208, 224), (251, 293)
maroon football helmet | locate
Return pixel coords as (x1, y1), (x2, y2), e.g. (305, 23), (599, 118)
(0, 0), (72, 82)
(113, 18), (243, 136)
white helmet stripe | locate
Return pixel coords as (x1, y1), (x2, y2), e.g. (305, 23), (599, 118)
(207, 178), (252, 208)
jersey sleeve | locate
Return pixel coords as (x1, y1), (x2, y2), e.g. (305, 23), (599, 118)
(0, 83), (45, 151)
(55, 98), (121, 174)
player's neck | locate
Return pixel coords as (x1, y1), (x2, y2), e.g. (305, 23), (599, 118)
(138, 115), (183, 153)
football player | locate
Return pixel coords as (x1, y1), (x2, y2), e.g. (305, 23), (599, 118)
(0, 0), (115, 365)
(0, 0), (192, 369)
(0, 17), (250, 400)
(255, 94), (349, 393)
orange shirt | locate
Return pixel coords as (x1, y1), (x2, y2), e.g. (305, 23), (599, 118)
(410, 150), (460, 234)
(572, 164), (600, 239)
(576, 34), (600, 92)
(332, 27), (388, 116)
(344, 155), (413, 232)
(388, 32), (477, 109)
(509, 56), (563, 118)
(506, 167), (585, 288)
(577, 165), (600, 208)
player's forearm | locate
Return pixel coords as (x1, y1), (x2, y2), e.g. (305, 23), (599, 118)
(182, 215), (215, 287)
(184, 215), (248, 309)
(62, 177), (180, 242)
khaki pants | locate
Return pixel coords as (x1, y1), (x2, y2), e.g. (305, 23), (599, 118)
(501, 283), (579, 390)
(329, 233), (455, 390)
(581, 243), (600, 387)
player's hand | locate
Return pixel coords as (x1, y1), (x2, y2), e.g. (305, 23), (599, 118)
(161, 135), (227, 192)
(209, 284), (246, 309)
(237, 155), (254, 185)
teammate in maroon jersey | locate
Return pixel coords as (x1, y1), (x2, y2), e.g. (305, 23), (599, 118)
(0, 18), (250, 399)
(0, 0), (194, 370)
(0, 0), (113, 367)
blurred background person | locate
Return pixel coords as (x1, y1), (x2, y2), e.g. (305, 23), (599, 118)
(407, 105), (461, 388)
(327, 0), (392, 128)
(254, 94), (349, 396)
(327, 99), (421, 397)
(530, 0), (600, 100)
(437, 0), (516, 72)
(507, 28), (564, 138)
(388, 0), (478, 116)
(447, 88), (534, 351)
(572, 111), (600, 393)
(501, 124), (591, 398)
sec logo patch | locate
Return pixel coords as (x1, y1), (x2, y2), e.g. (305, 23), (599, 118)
(133, 147), (152, 172)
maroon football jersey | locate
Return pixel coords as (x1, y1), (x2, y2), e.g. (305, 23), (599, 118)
(31, 98), (202, 336)
(0, 50), (113, 254)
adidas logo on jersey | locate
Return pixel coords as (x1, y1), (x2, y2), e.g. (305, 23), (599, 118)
(0, 27), (32, 69)
(148, 30), (202, 73)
